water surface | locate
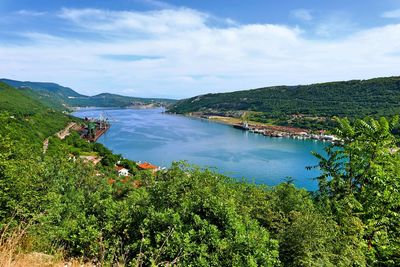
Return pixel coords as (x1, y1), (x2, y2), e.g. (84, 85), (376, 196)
(73, 108), (326, 190)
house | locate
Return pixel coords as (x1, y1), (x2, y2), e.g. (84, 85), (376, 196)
(137, 162), (159, 172)
(115, 166), (130, 177)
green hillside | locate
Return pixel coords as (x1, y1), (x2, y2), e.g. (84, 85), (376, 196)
(1, 80), (400, 266)
(169, 76), (400, 128)
(0, 81), (75, 141)
(1, 79), (84, 97)
(0, 78), (176, 110)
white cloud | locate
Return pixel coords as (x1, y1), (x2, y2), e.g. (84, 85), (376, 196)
(291, 9), (313, 21)
(1, 8), (400, 98)
(16, 9), (47, 16)
(58, 8), (208, 34)
(382, 9), (400, 19)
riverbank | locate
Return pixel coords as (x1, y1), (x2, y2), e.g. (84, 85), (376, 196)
(187, 114), (338, 142)
(73, 108), (325, 190)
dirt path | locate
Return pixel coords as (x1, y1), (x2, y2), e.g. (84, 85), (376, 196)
(56, 122), (77, 140)
(43, 122), (78, 154)
(43, 138), (49, 154)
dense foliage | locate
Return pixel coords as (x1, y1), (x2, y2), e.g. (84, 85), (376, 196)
(1, 108), (282, 265)
(0, 79), (176, 110)
(313, 116), (400, 265)
(1, 83), (400, 266)
(169, 76), (400, 129)
(0, 82), (77, 141)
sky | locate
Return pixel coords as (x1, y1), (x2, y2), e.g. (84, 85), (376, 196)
(1, 0), (400, 98)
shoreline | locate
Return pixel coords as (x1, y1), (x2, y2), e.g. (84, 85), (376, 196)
(182, 113), (338, 143)
(74, 107), (338, 143)
(72, 108), (324, 190)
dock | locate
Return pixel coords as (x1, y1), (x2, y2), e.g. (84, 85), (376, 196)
(80, 115), (110, 142)
(87, 125), (110, 142)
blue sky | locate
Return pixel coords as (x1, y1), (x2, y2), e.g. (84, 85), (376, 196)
(1, 0), (400, 98)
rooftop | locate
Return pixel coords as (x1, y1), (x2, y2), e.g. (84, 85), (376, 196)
(138, 162), (158, 170)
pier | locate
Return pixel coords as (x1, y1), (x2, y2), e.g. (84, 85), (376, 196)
(80, 115), (110, 142)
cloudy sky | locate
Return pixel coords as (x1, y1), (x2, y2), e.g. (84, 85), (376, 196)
(1, 0), (400, 98)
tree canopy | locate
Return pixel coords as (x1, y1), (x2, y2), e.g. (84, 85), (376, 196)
(1, 82), (400, 266)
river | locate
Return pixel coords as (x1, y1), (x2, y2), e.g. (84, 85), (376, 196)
(73, 108), (327, 190)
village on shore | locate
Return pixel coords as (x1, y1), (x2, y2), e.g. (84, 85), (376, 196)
(232, 122), (339, 142)
(188, 113), (339, 143)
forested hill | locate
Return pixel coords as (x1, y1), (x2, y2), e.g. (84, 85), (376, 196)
(168, 76), (400, 118)
(0, 81), (75, 141)
(1, 80), (400, 266)
(0, 78), (176, 110)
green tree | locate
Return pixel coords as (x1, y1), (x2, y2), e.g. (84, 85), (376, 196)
(313, 117), (400, 265)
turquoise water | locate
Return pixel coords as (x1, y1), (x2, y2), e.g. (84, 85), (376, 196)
(73, 108), (326, 190)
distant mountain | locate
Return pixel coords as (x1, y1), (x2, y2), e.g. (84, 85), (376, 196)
(167, 76), (400, 130)
(169, 76), (400, 118)
(0, 79), (176, 110)
(1, 79), (84, 97)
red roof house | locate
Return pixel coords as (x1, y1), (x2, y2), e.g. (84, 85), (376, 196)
(138, 162), (158, 171)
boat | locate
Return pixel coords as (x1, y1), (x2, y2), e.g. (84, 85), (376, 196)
(81, 113), (111, 142)
(233, 122), (249, 130)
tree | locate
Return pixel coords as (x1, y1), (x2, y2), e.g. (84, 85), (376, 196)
(313, 117), (400, 265)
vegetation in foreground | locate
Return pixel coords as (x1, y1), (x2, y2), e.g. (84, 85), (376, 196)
(1, 81), (400, 266)
(169, 76), (400, 130)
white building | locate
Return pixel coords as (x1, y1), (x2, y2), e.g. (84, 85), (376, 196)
(115, 166), (130, 177)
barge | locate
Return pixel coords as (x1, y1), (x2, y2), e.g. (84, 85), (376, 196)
(81, 114), (110, 142)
